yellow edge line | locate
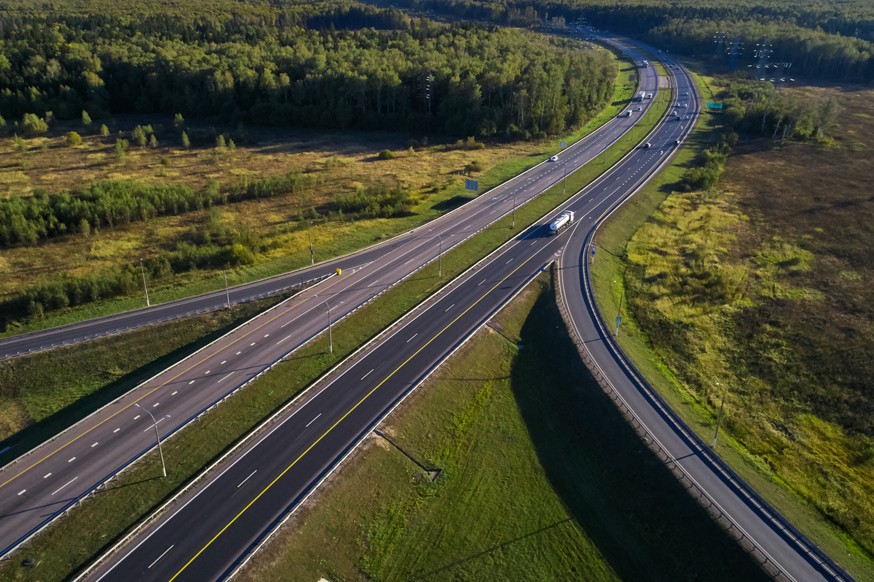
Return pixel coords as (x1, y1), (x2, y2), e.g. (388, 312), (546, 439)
(0, 275), (347, 490)
(168, 251), (539, 581)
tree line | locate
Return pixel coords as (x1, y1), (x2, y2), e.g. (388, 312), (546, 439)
(397, 0), (874, 82)
(0, 172), (313, 247)
(0, 5), (615, 138)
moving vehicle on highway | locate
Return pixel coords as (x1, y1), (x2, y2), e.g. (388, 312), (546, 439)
(548, 210), (575, 235)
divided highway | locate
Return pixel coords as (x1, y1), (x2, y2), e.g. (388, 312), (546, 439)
(557, 45), (849, 581)
(0, 40), (660, 558)
(86, 44), (686, 581)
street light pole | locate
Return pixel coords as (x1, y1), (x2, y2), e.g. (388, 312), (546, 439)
(512, 192), (516, 229)
(223, 268), (231, 309)
(438, 235), (443, 277)
(711, 383), (726, 447)
(139, 258), (150, 307)
(324, 300), (333, 353)
(135, 403), (166, 477)
(308, 222), (315, 266)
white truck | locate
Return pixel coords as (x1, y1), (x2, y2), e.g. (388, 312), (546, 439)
(548, 210), (575, 235)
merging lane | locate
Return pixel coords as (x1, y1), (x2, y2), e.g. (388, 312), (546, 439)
(0, 41), (660, 558)
(87, 40), (679, 582)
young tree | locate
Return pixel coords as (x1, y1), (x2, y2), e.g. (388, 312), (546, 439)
(66, 131), (83, 146)
(216, 134), (226, 149)
(13, 134), (27, 153)
(132, 125), (147, 147)
(181, 131), (191, 149)
(115, 138), (129, 163)
(174, 113), (185, 127)
(81, 110), (92, 127)
(0, 114), (5, 128)
(149, 134), (158, 148)
(227, 138), (236, 150)
(100, 124), (110, 137)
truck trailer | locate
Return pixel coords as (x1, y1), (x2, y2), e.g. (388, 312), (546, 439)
(635, 91), (645, 102)
(548, 210), (575, 235)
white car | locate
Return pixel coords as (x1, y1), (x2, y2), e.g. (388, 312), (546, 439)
(549, 155), (559, 162)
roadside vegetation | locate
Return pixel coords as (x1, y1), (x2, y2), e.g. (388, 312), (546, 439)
(237, 274), (765, 581)
(0, 0), (621, 334)
(0, 67), (668, 582)
(591, 65), (873, 579)
(406, 0), (874, 81)
(0, 296), (286, 465)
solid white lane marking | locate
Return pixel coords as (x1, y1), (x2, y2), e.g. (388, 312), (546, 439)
(134, 415), (141, 420)
(91, 442), (99, 448)
(361, 369), (374, 380)
(43, 473), (52, 479)
(277, 334), (292, 345)
(68, 457), (76, 463)
(305, 413), (322, 428)
(51, 476), (77, 496)
(171, 391), (178, 396)
(148, 545), (174, 569)
(113, 428), (121, 433)
(17, 490), (26, 496)
(406, 333), (418, 343)
(237, 470), (257, 489)
(445, 304), (455, 312)
(218, 372), (234, 383)
(221, 360), (226, 365)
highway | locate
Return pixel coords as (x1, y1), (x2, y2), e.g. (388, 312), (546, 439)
(557, 42), (849, 581)
(85, 43), (687, 582)
(0, 35), (649, 363)
(0, 40), (660, 558)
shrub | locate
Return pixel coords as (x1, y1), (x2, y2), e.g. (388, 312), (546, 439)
(81, 110), (92, 127)
(21, 113), (48, 134)
(66, 131), (83, 147)
(99, 124), (110, 137)
(377, 149), (395, 160)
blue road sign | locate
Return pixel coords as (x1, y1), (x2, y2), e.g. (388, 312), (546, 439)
(465, 179), (479, 191)
(615, 316), (622, 325)
(591, 248), (596, 256)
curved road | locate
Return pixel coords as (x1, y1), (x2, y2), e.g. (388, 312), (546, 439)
(557, 40), (849, 581)
(0, 41), (660, 558)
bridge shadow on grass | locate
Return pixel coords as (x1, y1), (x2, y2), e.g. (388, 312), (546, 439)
(507, 284), (768, 581)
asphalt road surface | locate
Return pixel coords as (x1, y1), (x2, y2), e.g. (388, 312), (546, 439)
(557, 40), (848, 582)
(0, 39), (660, 558)
(87, 43), (696, 582)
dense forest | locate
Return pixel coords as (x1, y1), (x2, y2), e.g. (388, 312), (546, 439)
(399, 0), (874, 82)
(0, 2), (615, 137)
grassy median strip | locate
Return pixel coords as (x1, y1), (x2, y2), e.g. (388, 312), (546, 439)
(236, 274), (765, 581)
(0, 70), (668, 582)
(590, 68), (874, 579)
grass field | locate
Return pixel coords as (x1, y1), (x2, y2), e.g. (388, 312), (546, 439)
(0, 46), (639, 337)
(0, 296), (284, 466)
(236, 275), (765, 581)
(0, 67), (664, 582)
(590, 65), (874, 579)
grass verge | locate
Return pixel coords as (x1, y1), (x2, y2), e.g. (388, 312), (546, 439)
(590, 67), (873, 579)
(0, 296), (286, 465)
(236, 274), (765, 581)
(0, 69), (668, 582)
